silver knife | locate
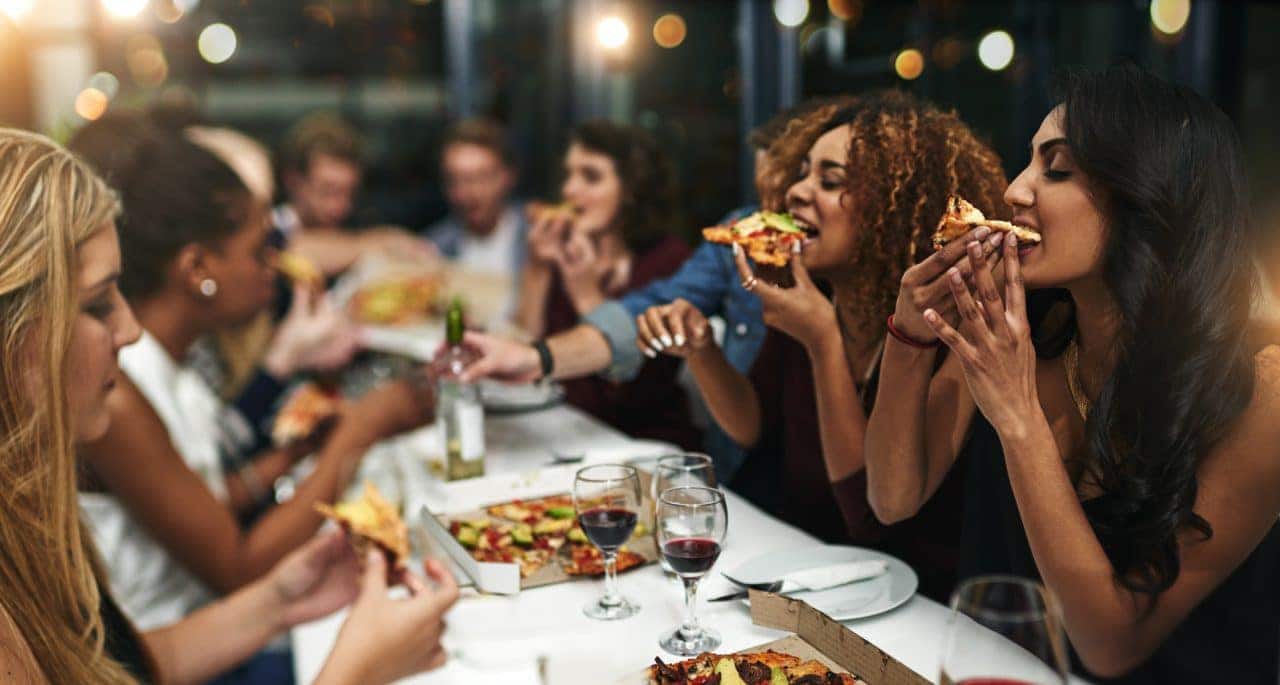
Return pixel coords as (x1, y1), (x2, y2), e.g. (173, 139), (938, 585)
(707, 560), (887, 602)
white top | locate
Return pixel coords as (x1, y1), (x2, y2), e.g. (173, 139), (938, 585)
(80, 331), (228, 630)
(455, 207), (521, 275)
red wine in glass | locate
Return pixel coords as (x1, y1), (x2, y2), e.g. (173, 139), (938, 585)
(662, 538), (721, 576)
(577, 507), (638, 551)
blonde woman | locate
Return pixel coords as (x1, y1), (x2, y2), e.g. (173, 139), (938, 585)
(0, 128), (457, 684)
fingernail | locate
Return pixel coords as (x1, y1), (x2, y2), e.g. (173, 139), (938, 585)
(732, 243), (742, 255)
(974, 226), (991, 239)
(792, 241), (802, 254)
(968, 241), (981, 255)
(660, 335), (673, 347)
(990, 233), (1004, 247)
(1009, 233), (1018, 247)
(650, 341), (665, 353)
(950, 270), (963, 284)
(924, 310), (937, 322)
(643, 347), (657, 358)
(674, 335), (686, 347)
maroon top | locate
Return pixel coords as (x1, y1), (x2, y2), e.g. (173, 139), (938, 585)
(750, 328), (965, 601)
(544, 235), (701, 451)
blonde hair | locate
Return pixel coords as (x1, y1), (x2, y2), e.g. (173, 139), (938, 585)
(0, 129), (139, 684)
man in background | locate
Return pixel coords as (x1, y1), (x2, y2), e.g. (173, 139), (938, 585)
(424, 118), (528, 277)
(276, 112), (434, 275)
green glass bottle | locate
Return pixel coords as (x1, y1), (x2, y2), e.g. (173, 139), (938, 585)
(438, 298), (485, 480)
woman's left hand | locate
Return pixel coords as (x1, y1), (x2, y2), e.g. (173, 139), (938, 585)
(732, 242), (838, 352)
(269, 530), (362, 629)
(922, 235), (1040, 436)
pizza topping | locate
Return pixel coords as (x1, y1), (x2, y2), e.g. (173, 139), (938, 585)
(737, 661), (771, 683)
(931, 195), (1042, 250)
(314, 482), (409, 570)
(702, 211), (806, 267)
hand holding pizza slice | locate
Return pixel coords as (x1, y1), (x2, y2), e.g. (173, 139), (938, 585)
(931, 196), (1041, 251)
(315, 482), (410, 581)
(702, 211), (812, 267)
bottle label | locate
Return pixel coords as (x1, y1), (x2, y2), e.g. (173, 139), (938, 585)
(456, 400), (485, 462)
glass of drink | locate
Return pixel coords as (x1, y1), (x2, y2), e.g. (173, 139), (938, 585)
(656, 485), (728, 655)
(573, 464), (642, 620)
(651, 453), (716, 571)
(940, 575), (1069, 685)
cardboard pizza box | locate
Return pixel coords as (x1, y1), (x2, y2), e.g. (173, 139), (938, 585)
(747, 591), (930, 685)
(417, 491), (659, 595)
(621, 592), (929, 684)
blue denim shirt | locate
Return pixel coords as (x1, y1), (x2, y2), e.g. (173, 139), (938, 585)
(582, 210), (766, 481)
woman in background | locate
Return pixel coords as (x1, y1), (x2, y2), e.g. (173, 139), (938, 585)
(513, 120), (699, 449)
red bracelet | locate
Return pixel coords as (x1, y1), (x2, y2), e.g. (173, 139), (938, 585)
(886, 314), (941, 349)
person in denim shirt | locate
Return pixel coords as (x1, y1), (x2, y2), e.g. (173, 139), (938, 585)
(456, 102), (837, 482)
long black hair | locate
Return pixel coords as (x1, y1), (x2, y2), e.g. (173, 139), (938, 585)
(1040, 64), (1257, 597)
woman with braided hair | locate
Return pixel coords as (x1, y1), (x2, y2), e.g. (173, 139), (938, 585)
(636, 90), (1008, 599)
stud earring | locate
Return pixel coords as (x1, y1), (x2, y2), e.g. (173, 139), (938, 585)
(199, 279), (218, 297)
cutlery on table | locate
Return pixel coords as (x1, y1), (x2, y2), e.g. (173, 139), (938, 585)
(707, 560), (888, 602)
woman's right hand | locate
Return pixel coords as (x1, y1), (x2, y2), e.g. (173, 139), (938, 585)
(264, 286), (361, 378)
(892, 226), (1004, 343)
(323, 552), (459, 685)
(526, 211), (573, 265)
(635, 298), (713, 359)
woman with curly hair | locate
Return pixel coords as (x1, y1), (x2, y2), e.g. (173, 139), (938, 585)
(867, 64), (1280, 681)
(512, 120), (698, 449)
(638, 91), (1008, 599)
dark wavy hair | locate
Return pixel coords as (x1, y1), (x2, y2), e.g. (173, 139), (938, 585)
(569, 120), (679, 251)
(70, 124), (252, 300)
(1040, 64), (1258, 598)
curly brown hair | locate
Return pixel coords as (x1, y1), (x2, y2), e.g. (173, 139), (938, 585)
(759, 90), (1009, 346)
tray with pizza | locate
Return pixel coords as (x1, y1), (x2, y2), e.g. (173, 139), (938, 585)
(620, 592), (929, 685)
(425, 493), (657, 594)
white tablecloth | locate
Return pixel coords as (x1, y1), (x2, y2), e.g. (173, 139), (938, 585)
(292, 404), (1085, 684)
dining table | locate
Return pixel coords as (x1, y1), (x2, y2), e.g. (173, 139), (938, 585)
(290, 402), (1089, 685)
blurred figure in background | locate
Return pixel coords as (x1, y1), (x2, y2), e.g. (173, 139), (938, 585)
(425, 118), (528, 276)
(511, 120), (699, 450)
(277, 112), (435, 275)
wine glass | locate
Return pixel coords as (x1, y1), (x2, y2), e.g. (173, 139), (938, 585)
(651, 453), (716, 572)
(940, 575), (1069, 685)
(656, 486), (728, 656)
(573, 464), (642, 620)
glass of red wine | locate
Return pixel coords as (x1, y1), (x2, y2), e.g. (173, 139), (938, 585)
(939, 575), (1069, 685)
(651, 453), (716, 573)
(573, 464), (643, 620)
(656, 485), (728, 655)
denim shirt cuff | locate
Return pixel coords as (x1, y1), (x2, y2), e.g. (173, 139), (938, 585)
(582, 300), (644, 383)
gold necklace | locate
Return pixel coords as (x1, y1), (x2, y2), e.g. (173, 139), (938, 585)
(1064, 338), (1090, 420)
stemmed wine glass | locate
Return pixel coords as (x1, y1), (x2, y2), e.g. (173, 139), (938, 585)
(656, 485), (728, 655)
(940, 575), (1069, 685)
(651, 453), (716, 572)
(573, 464), (642, 620)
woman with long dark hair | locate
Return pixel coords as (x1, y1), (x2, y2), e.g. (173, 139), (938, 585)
(866, 64), (1280, 681)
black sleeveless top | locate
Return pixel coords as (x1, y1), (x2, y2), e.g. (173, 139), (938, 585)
(101, 590), (154, 683)
(958, 413), (1280, 684)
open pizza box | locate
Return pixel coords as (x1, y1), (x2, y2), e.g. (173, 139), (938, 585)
(415, 468), (659, 595)
(618, 592), (929, 684)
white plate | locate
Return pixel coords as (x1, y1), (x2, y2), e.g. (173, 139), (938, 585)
(726, 544), (917, 621)
(480, 380), (565, 413)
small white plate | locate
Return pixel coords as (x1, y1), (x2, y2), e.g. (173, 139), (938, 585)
(480, 380), (565, 414)
(726, 544), (917, 621)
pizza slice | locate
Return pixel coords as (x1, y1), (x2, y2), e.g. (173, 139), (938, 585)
(648, 651), (866, 685)
(560, 542), (646, 576)
(315, 482), (409, 573)
(702, 211), (811, 267)
(271, 383), (340, 446)
(274, 250), (324, 289)
(525, 201), (578, 224)
(931, 196), (1041, 251)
